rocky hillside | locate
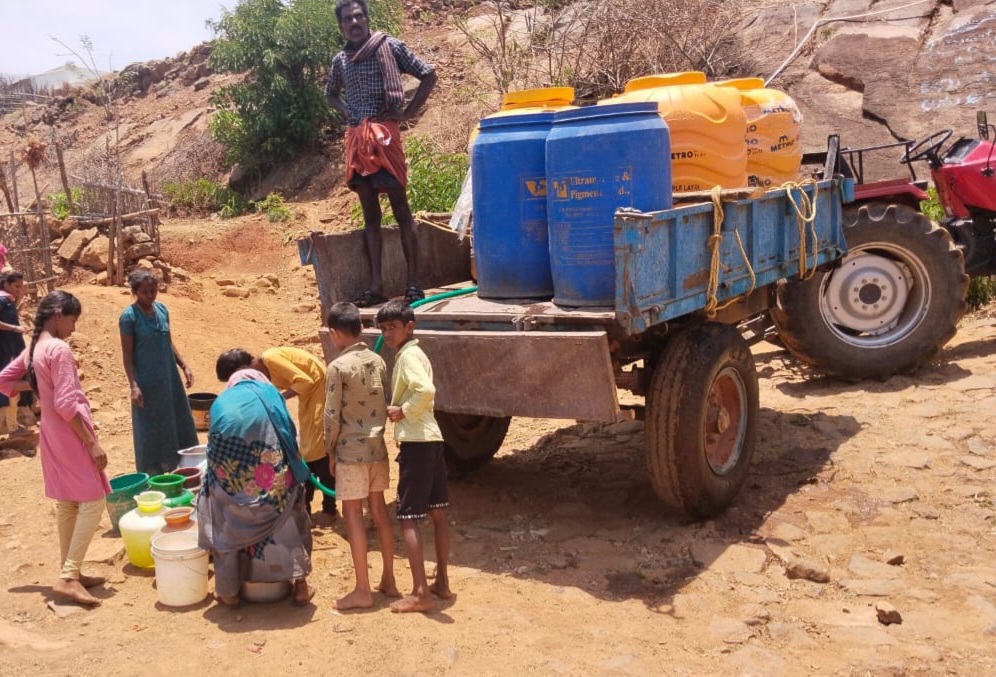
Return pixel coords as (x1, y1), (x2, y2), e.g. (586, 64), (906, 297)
(746, 0), (996, 178)
(2, 0), (995, 211)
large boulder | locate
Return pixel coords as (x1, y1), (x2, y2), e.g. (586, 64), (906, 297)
(913, 5), (996, 131)
(739, 0), (996, 180)
(125, 242), (158, 260)
(79, 236), (110, 270)
(56, 227), (99, 262)
(122, 225), (152, 245)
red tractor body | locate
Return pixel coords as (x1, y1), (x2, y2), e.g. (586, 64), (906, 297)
(931, 137), (996, 218)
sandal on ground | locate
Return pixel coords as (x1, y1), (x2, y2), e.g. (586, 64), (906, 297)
(403, 285), (425, 305)
(353, 289), (388, 308)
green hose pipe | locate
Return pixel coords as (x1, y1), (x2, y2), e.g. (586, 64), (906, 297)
(309, 472), (336, 497)
(373, 285), (478, 354)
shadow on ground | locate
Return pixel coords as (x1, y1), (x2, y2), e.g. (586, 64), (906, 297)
(425, 401), (858, 611)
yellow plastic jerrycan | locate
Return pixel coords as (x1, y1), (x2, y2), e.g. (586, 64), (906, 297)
(601, 71), (748, 192)
(119, 490), (168, 569)
(715, 77), (803, 189)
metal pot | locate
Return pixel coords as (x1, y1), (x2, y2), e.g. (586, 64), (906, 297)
(241, 580), (291, 604)
(176, 444), (207, 469)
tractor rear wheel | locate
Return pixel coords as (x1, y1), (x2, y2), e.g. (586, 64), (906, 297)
(436, 411), (511, 473)
(771, 203), (968, 380)
(645, 322), (759, 518)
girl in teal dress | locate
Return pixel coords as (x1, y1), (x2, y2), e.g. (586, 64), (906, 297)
(119, 271), (198, 474)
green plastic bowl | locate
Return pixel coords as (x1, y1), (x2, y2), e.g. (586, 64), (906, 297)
(108, 472), (150, 496)
(148, 473), (185, 498)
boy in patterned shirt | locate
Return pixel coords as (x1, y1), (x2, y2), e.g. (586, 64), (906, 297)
(324, 302), (399, 610)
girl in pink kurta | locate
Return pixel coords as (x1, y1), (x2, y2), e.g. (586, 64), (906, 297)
(0, 291), (110, 606)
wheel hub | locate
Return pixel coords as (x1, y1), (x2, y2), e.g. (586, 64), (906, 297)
(824, 253), (912, 334)
(705, 368), (747, 476)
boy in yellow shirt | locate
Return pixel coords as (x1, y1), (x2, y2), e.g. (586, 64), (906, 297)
(376, 300), (452, 613)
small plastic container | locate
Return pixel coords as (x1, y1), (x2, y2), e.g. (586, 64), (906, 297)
(149, 473), (184, 498)
(163, 507), (195, 528)
(172, 466), (202, 490)
(188, 394), (217, 431)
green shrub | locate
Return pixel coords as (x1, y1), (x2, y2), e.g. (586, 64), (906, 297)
(350, 135), (468, 226)
(252, 192), (292, 222)
(208, 0), (403, 171)
(49, 188), (84, 220)
(966, 276), (996, 310)
(405, 136), (469, 214)
(162, 178), (248, 217)
(920, 186), (945, 221)
(219, 191), (250, 219)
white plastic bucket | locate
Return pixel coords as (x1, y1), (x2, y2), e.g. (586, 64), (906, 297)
(151, 531), (209, 607)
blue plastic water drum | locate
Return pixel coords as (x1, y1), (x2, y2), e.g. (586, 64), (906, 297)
(546, 103), (672, 307)
(471, 112), (556, 299)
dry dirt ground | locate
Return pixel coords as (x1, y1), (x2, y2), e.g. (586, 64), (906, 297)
(1, 218), (995, 677)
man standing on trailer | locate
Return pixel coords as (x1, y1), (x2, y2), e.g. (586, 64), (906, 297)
(325, 0), (438, 307)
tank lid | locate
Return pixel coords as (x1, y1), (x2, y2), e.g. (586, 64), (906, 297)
(502, 87), (575, 110)
(623, 71), (706, 92)
(552, 102), (662, 124)
(714, 77), (765, 91)
(479, 110), (556, 129)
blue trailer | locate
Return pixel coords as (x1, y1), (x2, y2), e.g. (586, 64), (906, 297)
(301, 176), (852, 518)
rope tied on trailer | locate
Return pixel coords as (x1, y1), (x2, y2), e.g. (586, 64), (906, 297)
(704, 185), (757, 318)
(779, 178), (820, 280)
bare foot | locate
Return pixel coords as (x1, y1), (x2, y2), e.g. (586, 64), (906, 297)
(334, 589), (373, 610)
(390, 593), (435, 613)
(214, 593), (241, 608)
(53, 579), (102, 606)
(292, 579), (316, 606)
(376, 580), (402, 598)
(429, 580), (453, 599)
(79, 574), (106, 589)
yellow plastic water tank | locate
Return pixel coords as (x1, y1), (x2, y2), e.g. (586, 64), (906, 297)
(601, 72), (748, 192)
(716, 78), (803, 189)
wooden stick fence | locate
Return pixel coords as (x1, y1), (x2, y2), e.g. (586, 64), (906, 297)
(2, 142), (165, 290)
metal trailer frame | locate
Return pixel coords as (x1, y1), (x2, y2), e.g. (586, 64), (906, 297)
(304, 177), (852, 517)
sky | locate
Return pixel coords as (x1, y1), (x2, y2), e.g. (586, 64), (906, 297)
(0, 0), (230, 77)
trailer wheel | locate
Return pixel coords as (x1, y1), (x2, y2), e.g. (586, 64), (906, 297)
(436, 411), (511, 473)
(646, 323), (758, 518)
(771, 203), (968, 380)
